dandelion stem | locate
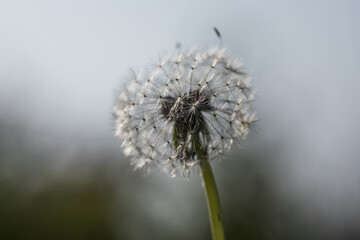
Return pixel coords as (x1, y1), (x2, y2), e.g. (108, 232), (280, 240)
(200, 156), (225, 240)
(193, 133), (225, 240)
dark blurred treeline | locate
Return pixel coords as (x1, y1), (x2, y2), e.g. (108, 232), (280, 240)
(0, 117), (357, 240)
(0, 117), (207, 240)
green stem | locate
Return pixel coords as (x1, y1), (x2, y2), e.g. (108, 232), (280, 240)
(199, 157), (226, 240)
(173, 120), (225, 240)
(193, 130), (225, 240)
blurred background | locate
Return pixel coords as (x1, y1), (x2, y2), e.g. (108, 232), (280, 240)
(1, 0), (359, 239)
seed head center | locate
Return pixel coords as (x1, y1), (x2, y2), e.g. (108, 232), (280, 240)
(160, 88), (213, 126)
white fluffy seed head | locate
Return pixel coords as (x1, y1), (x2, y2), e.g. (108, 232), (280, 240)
(114, 47), (256, 176)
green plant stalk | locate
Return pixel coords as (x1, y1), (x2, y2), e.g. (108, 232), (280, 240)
(199, 155), (225, 240)
(173, 121), (225, 240)
(193, 132), (225, 240)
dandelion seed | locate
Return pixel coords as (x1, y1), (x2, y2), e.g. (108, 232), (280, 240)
(213, 27), (221, 39)
(114, 47), (256, 176)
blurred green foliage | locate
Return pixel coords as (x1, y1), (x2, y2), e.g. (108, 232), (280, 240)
(1, 118), (358, 240)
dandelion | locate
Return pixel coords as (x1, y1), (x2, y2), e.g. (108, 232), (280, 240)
(114, 48), (255, 174)
(114, 41), (256, 239)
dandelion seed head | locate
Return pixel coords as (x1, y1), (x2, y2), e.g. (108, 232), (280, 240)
(114, 47), (256, 176)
